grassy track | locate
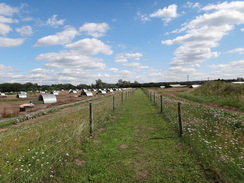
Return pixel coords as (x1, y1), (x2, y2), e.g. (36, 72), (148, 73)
(54, 89), (209, 182)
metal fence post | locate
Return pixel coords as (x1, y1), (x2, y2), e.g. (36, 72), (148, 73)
(178, 102), (183, 137)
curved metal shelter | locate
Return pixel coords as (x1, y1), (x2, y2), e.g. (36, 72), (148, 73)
(51, 91), (59, 95)
(38, 94), (57, 104)
(16, 93), (27, 99)
(80, 90), (93, 97)
(97, 90), (106, 95)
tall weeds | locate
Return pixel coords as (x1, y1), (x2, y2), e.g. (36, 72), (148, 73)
(178, 81), (244, 111)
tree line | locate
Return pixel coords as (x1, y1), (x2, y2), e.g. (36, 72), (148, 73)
(0, 78), (242, 93)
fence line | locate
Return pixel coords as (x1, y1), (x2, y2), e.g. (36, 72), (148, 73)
(143, 88), (244, 183)
(0, 89), (135, 182)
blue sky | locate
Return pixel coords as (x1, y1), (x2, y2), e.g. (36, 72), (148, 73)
(0, 0), (243, 85)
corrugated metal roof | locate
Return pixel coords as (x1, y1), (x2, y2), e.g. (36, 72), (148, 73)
(38, 94), (57, 104)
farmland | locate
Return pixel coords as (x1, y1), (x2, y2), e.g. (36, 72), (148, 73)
(0, 84), (243, 182)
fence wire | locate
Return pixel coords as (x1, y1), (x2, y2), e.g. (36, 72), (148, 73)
(0, 89), (134, 182)
(143, 88), (244, 183)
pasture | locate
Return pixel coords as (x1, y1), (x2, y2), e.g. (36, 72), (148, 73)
(0, 86), (243, 182)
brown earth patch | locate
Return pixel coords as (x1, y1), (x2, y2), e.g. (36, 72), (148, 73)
(93, 140), (101, 144)
(74, 158), (86, 165)
(94, 128), (105, 138)
(119, 144), (128, 149)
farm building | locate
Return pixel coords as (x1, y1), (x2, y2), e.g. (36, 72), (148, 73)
(190, 85), (201, 88)
(16, 93), (27, 99)
(97, 90), (106, 95)
(69, 90), (77, 94)
(38, 94), (57, 104)
(0, 92), (6, 96)
(107, 89), (113, 93)
(169, 84), (187, 88)
(51, 91), (59, 95)
(80, 90), (93, 97)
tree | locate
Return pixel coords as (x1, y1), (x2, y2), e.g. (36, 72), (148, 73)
(95, 79), (105, 89)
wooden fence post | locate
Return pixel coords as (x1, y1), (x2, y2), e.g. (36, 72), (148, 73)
(89, 103), (93, 138)
(153, 92), (156, 104)
(113, 95), (115, 112)
(122, 92), (124, 104)
(160, 95), (163, 113)
(178, 102), (183, 137)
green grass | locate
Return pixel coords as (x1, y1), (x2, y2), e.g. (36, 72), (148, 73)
(145, 87), (244, 183)
(0, 92), (126, 182)
(53, 89), (209, 182)
(177, 81), (244, 111)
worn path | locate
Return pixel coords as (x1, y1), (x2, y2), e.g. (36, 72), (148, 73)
(60, 89), (209, 182)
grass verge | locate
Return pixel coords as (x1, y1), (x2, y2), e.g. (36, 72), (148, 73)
(53, 89), (210, 182)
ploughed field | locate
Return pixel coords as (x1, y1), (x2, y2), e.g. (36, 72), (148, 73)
(0, 90), (99, 120)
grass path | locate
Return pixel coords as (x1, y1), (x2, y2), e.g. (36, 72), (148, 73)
(56, 89), (209, 182)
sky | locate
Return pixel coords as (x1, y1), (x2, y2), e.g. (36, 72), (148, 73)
(0, 0), (243, 85)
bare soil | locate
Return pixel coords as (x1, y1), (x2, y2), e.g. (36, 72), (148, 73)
(0, 90), (105, 120)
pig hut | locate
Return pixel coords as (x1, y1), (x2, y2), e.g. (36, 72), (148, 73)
(38, 94), (57, 104)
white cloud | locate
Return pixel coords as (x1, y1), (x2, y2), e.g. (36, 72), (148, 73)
(210, 60), (244, 70)
(0, 64), (14, 72)
(208, 60), (244, 80)
(35, 50), (105, 70)
(34, 26), (78, 46)
(241, 28), (244, 31)
(115, 52), (143, 63)
(227, 48), (244, 54)
(30, 68), (55, 74)
(162, 1), (244, 74)
(0, 37), (25, 47)
(0, 23), (12, 35)
(149, 4), (178, 23)
(0, 3), (18, 16)
(202, 1), (244, 11)
(184, 2), (200, 9)
(65, 38), (113, 55)
(123, 62), (149, 69)
(79, 23), (109, 37)
(16, 26), (33, 36)
(46, 15), (65, 28)
(136, 12), (150, 23)
(0, 16), (18, 23)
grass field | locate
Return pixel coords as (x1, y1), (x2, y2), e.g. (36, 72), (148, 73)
(0, 88), (243, 182)
(52, 89), (211, 182)
(177, 81), (244, 112)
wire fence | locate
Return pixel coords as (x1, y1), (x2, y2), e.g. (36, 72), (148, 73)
(0, 89), (135, 182)
(143, 88), (244, 183)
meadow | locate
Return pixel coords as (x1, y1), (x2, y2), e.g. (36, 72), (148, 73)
(0, 90), (131, 182)
(0, 85), (243, 182)
(146, 84), (244, 182)
(177, 81), (244, 112)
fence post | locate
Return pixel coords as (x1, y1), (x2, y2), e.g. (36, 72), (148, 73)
(113, 95), (115, 112)
(178, 102), (183, 137)
(160, 95), (163, 113)
(153, 92), (156, 104)
(89, 103), (93, 138)
(121, 92), (124, 104)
